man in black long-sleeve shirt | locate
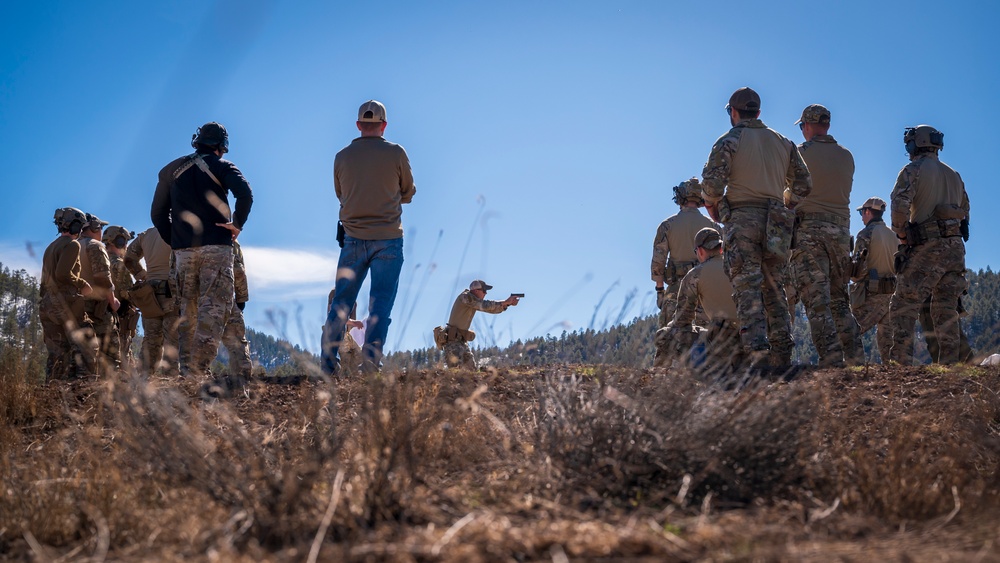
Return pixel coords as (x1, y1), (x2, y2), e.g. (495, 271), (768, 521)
(150, 122), (253, 381)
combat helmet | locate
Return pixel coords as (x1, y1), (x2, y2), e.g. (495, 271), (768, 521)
(102, 226), (135, 249)
(53, 207), (87, 235)
(191, 122), (229, 153)
(672, 177), (705, 206)
(904, 124), (944, 155)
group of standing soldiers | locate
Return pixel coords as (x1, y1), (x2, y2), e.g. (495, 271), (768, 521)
(40, 123), (254, 390)
(652, 87), (971, 371)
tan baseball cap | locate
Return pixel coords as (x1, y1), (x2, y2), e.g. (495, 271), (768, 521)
(857, 197), (887, 212)
(727, 87), (760, 112)
(469, 280), (493, 291)
(795, 104), (831, 125)
(358, 100), (387, 123)
(694, 227), (723, 250)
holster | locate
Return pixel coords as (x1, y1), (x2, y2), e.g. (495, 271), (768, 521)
(337, 221), (346, 248)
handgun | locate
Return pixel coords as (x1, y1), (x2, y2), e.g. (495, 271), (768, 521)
(510, 293), (525, 298)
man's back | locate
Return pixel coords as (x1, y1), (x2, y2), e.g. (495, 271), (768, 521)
(126, 227), (173, 281)
(796, 136), (854, 218)
(334, 136), (415, 240)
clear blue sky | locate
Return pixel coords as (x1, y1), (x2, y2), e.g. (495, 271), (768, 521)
(1, 1), (995, 354)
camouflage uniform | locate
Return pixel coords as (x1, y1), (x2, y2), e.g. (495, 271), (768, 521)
(920, 294), (973, 363)
(442, 286), (509, 369)
(790, 125), (862, 367)
(655, 250), (743, 372)
(887, 143), (970, 365)
(40, 234), (94, 380)
(702, 112), (811, 366)
(221, 240), (252, 378)
(126, 227), (180, 376)
(109, 253), (138, 371)
(174, 245), (235, 376)
(651, 197), (717, 327)
(850, 212), (897, 363)
(79, 236), (120, 372)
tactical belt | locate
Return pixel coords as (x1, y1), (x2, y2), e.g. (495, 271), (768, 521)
(728, 200), (771, 210)
(867, 276), (897, 294)
(667, 260), (697, 282)
(918, 218), (962, 241)
(797, 211), (850, 228)
(150, 279), (172, 297)
(444, 324), (468, 343)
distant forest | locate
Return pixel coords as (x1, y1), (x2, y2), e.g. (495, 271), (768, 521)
(2, 262), (998, 379)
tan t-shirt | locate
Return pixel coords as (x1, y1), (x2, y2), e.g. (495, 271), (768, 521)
(125, 227), (173, 281)
(673, 254), (737, 326)
(794, 135), (854, 219)
(334, 136), (416, 240)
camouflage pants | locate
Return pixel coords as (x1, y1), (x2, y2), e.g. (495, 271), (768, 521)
(84, 299), (120, 373)
(444, 340), (476, 370)
(40, 291), (95, 380)
(140, 286), (180, 376)
(116, 306), (139, 372)
(723, 208), (793, 365)
(919, 296), (973, 364)
(222, 302), (252, 378)
(853, 291), (892, 364)
(658, 281), (709, 329)
(888, 237), (966, 365)
(790, 220), (862, 366)
(175, 245), (235, 377)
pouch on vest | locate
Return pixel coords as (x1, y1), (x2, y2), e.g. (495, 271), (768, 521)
(717, 197), (732, 224)
(932, 203), (965, 238)
(765, 200), (795, 261)
(130, 281), (165, 318)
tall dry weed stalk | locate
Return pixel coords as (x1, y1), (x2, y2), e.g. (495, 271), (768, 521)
(537, 367), (817, 505)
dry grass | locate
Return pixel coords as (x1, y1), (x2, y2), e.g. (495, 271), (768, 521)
(1, 362), (999, 561)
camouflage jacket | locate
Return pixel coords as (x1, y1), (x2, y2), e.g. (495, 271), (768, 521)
(671, 254), (738, 328)
(447, 290), (507, 331)
(650, 207), (718, 284)
(109, 255), (134, 301)
(890, 153), (969, 237)
(79, 237), (113, 301)
(702, 119), (811, 207)
(851, 219), (897, 281)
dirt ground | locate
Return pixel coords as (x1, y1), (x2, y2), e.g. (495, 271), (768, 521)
(2, 363), (999, 562)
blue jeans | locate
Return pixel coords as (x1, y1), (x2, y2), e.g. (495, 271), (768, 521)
(322, 236), (403, 372)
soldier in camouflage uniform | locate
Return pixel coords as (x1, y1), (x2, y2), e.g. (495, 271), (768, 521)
(79, 214), (121, 373)
(850, 197), (897, 363)
(651, 177), (717, 329)
(126, 226), (180, 376)
(701, 87), (812, 367)
(40, 208), (95, 380)
(104, 226), (138, 372)
(655, 228), (744, 373)
(887, 125), (970, 365)
(151, 122), (253, 377)
(440, 280), (519, 369)
(789, 105), (862, 367)
(221, 240), (252, 381)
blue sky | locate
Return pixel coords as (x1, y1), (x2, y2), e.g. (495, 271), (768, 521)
(1, 1), (995, 354)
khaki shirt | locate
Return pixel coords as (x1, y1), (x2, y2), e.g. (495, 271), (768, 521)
(852, 219), (897, 280)
(41, 235), (88, 295)
(334, 136), (416, 240)
(890, 153), (969, 235)
(793, 135), (854, 219)
(79, 237), (113, 301)
(672, 254), (738, 326)
(702, 119), (812, 207)
(651, 207), (718, 284)
(447, 290), (507, 332)
(125, 227), (173, 281)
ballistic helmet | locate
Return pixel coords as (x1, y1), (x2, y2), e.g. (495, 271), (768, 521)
(191, 122), (229, 153)
(53, 207), (87, 235)
(102, 226), (134, 249)
(672, 177), (705, 206)
(904, 124), (943, 155)
(84, 213), (109, 232)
